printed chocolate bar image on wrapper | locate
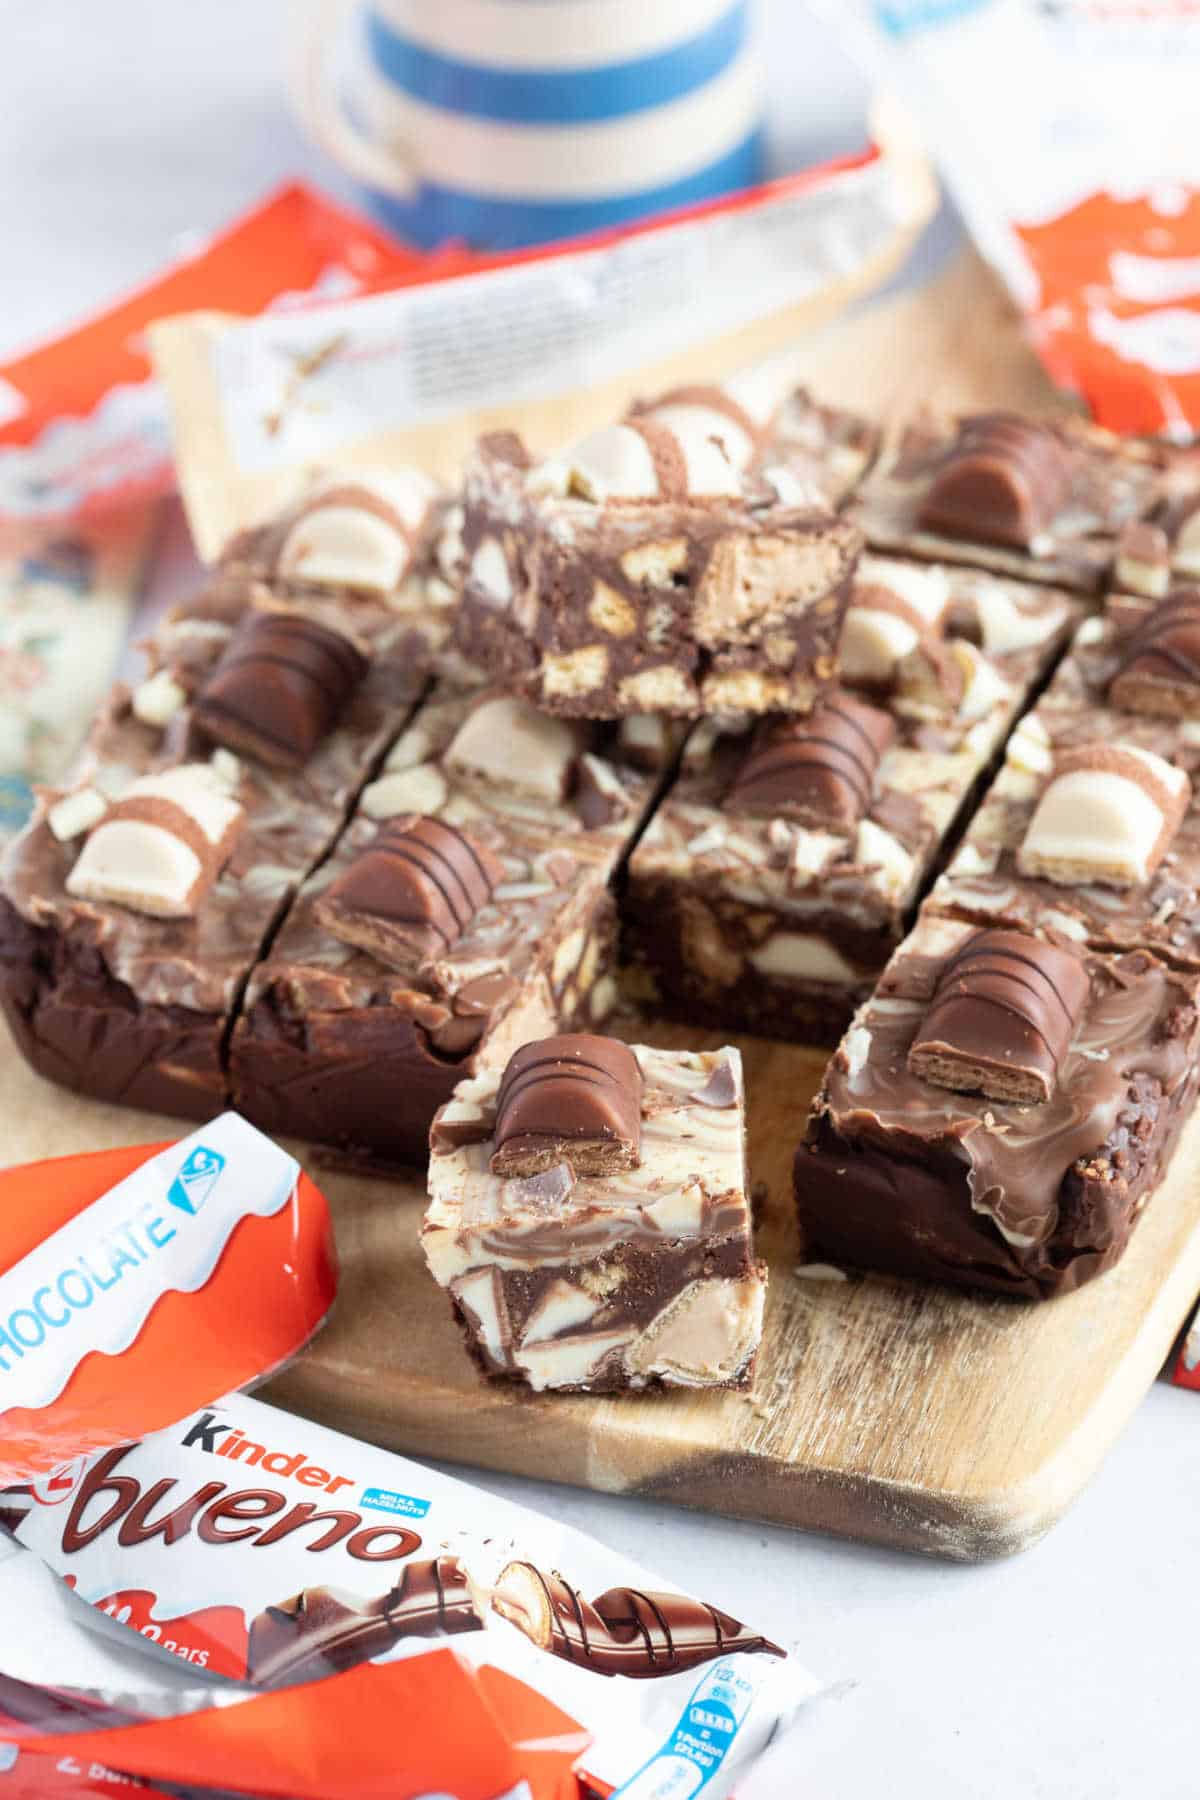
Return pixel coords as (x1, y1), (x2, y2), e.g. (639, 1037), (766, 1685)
(0, 1127), (814, 1797)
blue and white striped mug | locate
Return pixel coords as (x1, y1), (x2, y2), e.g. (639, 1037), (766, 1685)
(299, 0), (765, 249)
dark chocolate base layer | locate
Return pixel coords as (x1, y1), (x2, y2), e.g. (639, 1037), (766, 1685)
(796, 1062), (1200, 1301)
(0, 898), (225, 1120)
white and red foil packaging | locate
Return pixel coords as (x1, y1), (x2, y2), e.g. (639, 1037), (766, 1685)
(0, 1125), (814, 1798)
(823, 0), (1200, 436)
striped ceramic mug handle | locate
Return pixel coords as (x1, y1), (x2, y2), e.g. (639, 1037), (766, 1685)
(293, 0), (418, 199)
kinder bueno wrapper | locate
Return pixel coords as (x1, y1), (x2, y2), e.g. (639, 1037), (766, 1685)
(5, 1393), (816, 1797)
(1170, 1301), (1200, 1393)
(0, 183), (454, 849)
(0, 1116), (336, 1486)
(824, 1), (1200, 436)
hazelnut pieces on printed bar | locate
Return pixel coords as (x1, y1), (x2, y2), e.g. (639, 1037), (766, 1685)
(490, 1034), (644, 1179)
(907, 928), (1090, 1106)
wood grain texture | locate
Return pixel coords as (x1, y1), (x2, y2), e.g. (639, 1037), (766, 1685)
(5, 252), (1197, 1561)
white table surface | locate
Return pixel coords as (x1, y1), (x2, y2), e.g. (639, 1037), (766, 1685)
(1, 5), (1197, 1795)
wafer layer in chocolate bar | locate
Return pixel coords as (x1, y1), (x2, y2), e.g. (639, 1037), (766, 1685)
(796, 914), (1200, 1298)
(423, 1040), (764, 1392)
(0, 640), (424, 1120)
(229, 687), (658, 1166)
(853, 410), (1167, 592)
(623, 556), (1080, 1044)
(452, 382), (872, 720)
(928, 607), (1200, 968)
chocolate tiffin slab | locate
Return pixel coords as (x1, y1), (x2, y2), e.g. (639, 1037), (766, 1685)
(796, 915), (1200, 1299)
(927, 608), (1200, 970)
(0, 633), (424, 1119)
(623, 556), (1080, 1044)
(453, 380), (869, 721)
(423, 1040), (765, 1392)
(853, 410), (1167, 593)
(229, 688), (659, 1167)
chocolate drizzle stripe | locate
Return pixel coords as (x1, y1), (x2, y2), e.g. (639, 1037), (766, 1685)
(496, 1061), (622, 1117)
(939, 939), (1080, 1030)
(650, 383), (762, 450)
(293, 482), (415, 541)
(735, 736), (875, 810)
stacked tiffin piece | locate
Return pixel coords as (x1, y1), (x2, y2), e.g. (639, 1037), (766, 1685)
(1, 379), (1195, 1400)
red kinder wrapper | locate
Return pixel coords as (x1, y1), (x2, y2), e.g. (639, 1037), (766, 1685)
(0, 1130), (814, 1799)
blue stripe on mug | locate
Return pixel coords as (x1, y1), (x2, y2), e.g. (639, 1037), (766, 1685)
(363, 1), (749, 124)
(359, 127), (763, 249)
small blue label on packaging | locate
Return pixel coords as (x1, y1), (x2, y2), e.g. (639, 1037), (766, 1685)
(359, 1486), (431, 1519)
(167, 1145), (226, 1216)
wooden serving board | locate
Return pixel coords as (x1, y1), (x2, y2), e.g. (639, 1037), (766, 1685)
(5, 252), (1199, 1561)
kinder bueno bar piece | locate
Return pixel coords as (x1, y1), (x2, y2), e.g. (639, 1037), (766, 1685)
(1106, 588), (1200, 722)
(796, 914), (1200, 1300)
(209, 469), (474, 682)
(454, 408), (862, 721)
(229, 686), (652, 1164)
(492, 1563), (782, 1678)
(623, 559), (1080, 1044)
(192, 609), (369, 769)
(0, 637), (424, 1118)
(246, 1559), (484, 1689)
(906, 927), (1090, 1107)
(0, 1120), (333, 1487)
(1016, 744), (1191, 891)
(928, 617), (1200, 970)
(490, 1035), (643, 1178)
(9, 1393), (813, 1799)
(853, 411), (1165, 593)
(423, 1041), (765, 1392)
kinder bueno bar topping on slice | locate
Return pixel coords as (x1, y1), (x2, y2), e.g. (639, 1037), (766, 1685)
(724, 692), (894, 829)
(1109, 591), (1200, 722)
(65, 763), (244, 919)
(491, 1034), (644, 1178)
(194, 610), (369, 768)
(314, 816), (506, 974)
(918, 415), (1075, 551)
(1114, 523), (1172, 601)
(907, 928), (1090, 1106)
(238, 468), (442, 595)
(1017, 744), (1191, 889)
(0, 1119), (334, 1486)
(8, 1392), (814, 1799)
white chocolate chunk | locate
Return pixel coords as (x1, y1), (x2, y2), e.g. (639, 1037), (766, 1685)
(382, 720), (434, 772)
(445, 696), (580, 801)
(667, 417), (742, 497)
(858, 555), (951, 623)
(645, 402), (754, 471)
(749, 933), (861, 985)
(842, 1025), (872, 1081)
(839, 604), (920, 686)
(47, 788), (108, 842)
(451, 1267), (511, 1364)
(856, 819), (916, 900)
(521, 1279), (601, 1346)
(131, 668), (187, 728)
(973, 585), (1057, 655)
(469, 538), (511, 603)
(1006, 714), (1054, 777)
(360, 762), (448, 819)
(1018, 746), (1189, 888)
(533, 425), (659, 502)
(953, 642), (1011, 723)
(514, 1330), (633, 1392)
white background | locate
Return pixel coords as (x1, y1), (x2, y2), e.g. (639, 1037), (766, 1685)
(1, 5), (1198, 1795)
